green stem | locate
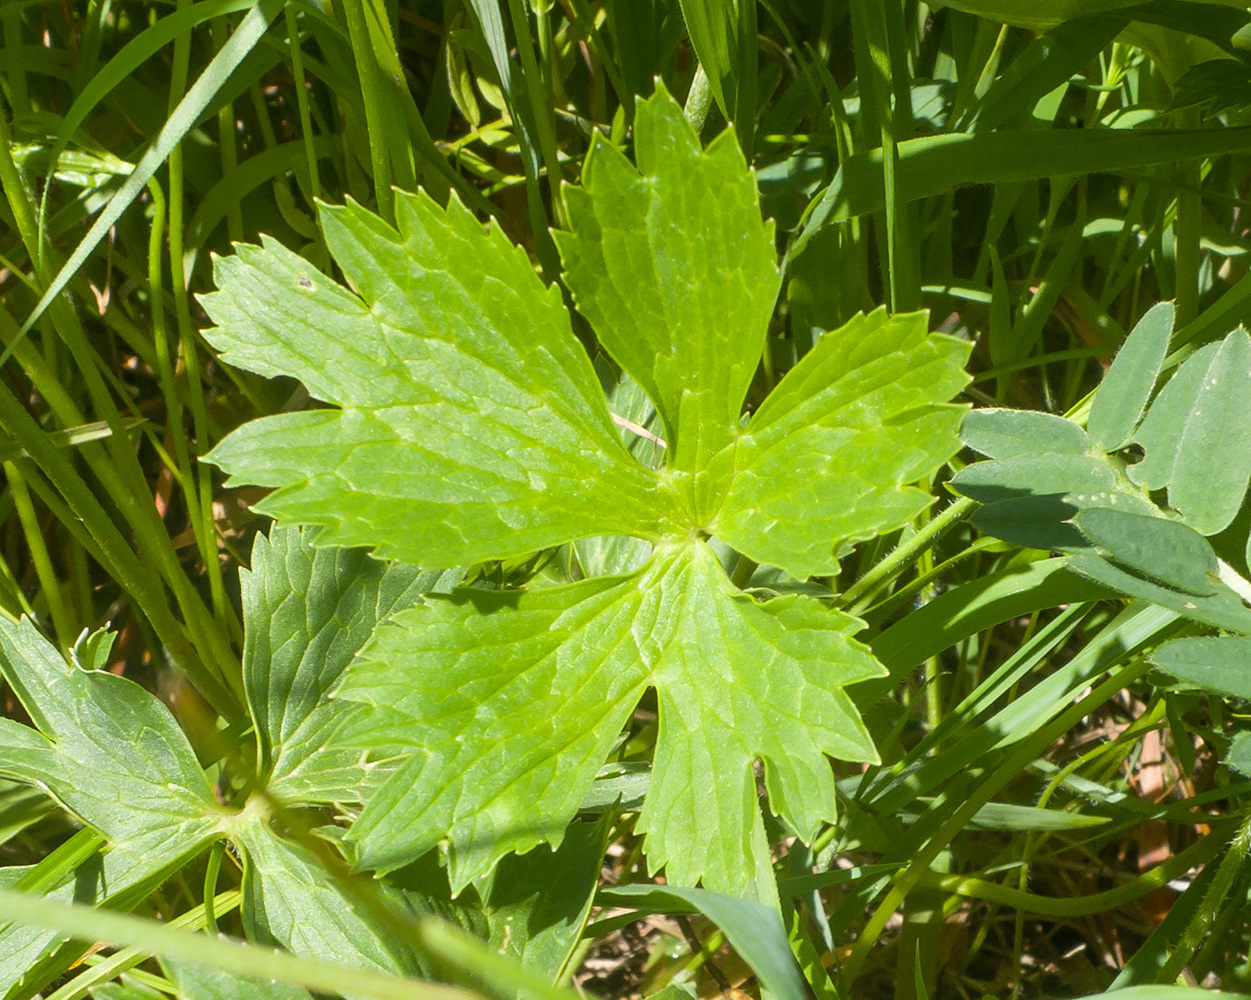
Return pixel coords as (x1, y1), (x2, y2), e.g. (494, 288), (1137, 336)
(920, 828), (1224, 918)
(4, 460), (74, 647)
(841, 497), (975, 613)
(0, 887), (478, 1000)
(1157, 807), (1251, 983)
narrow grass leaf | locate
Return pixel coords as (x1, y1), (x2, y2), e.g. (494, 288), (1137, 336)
(0, 887), (478, 1000)
(594, 883), (807, 1000)
(966, 15), (1126, 131)
(795, 126), (1251, 250)
(14, 0), (285, 345)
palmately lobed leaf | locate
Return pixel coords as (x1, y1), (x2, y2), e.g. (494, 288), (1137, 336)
(710, 308), (970, 578)
(203, 193), (686, 569)
(203, 84), (972, 897)
(335, 542), (882, 895)
(0, 617), (221, 848)
(556, 84), (781, 482)
(242, 526), (446, 803)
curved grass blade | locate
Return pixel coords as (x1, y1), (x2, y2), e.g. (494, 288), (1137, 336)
(12, 0), (286, 355)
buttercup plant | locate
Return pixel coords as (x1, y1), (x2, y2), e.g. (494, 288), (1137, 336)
(198, 84), (972, 899)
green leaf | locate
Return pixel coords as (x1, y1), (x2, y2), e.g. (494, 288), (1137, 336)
(336, 542), (882, 895)
(1151, 636), (1251, 698)
(961, 408), (1091, 459)
(1225, 731), (1251, 777)
(481, 820), (606, 998)
(0, 885), (474, 1000)
(952, 453), (1117, 501)
(794, 125), (1251, 246)
(160, 956), (314, 1000)
(710, 309), (970, 578)
(1087, 302), (1173, 452)
(1130, 340), (1221, 491)
(1072, 509), (1219, 596)
(1068, 555), (1251, 634)
(229, 807), (418, 977)
(205, 86), (968, 896)
(242, 526), (443, 803)
(0, 617), (221, 847)
(0, 835), (219, 998)
(202, 197), (683, 568)
(965, 14), (1127, 131)
(1127, 328), (1251, 536)
(594, 883), (807, 1000)
(556, 83), (780, 482)
(1165, 328), (1251, 535)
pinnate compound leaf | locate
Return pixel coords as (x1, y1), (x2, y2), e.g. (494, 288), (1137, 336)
(1150, 636), (1251, 699)
(710, 309), (969, 577)
(1129, 327), (1251, 536)
(336, 542), (882, 894)
(556, 83), (781, 480)
(1087, 302), (1172, 452)
(202, 195), (684, 568)
(1165, 328), (1251, 535)
(0, 617), (220, 847)
(962, 407), (1091, 459)
(1067, 553), (1251, 634)
(243, 526), (445, 804)
(1072, 509), (1219, 596)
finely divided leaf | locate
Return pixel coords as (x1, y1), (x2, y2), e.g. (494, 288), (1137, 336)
(557, 83), (781, 482)
(203, 193), (684, 567)
(336, 543), (881, 895)
(242, 526), (441, 803)
(710, 309), (970, 578)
